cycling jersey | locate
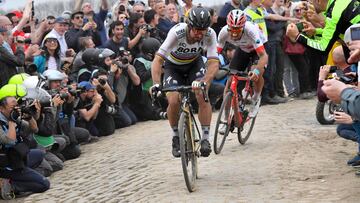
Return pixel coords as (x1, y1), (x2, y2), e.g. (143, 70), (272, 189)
(297, 0), (360, 52)
(156, 23), (219, 65)
(217, 22), (266, 54)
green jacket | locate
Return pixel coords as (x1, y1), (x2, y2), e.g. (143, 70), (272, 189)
(297, 0), (360, 52)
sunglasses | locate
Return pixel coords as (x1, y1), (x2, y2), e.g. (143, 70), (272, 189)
(227, 27), (243, 34)
(46, 39), (58, 43)
(294, 8), (303, 12)
(192, 27), (207, 34)
(74, 15), (84, 20)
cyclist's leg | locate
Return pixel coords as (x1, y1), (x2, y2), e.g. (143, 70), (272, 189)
(189, 57), (212, 156)
(163, 62), (187, 157)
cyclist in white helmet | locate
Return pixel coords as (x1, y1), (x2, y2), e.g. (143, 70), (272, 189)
(218, 9), (268, 118)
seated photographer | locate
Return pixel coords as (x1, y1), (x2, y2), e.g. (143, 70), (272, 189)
(91, 69), (117, 136)
(130, 37), (167, 121)
(75, 81), (103, 137)
(0, 87), (50, 199)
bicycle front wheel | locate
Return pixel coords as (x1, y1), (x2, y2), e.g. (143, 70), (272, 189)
(237, 90), (256, 145)
(178, 111), (197, 192)
(214, 91), (233, 154)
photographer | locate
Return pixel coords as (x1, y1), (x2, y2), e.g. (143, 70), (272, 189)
(0, 86), (49, 199)
(75, 81), (103, 137)
(43, 70), (89, 160)
(125, 12), (148, 57)
(144, 9), (163, 43)
(130, 37), (167, 121)
(109, 50), (140, 128)
(91, 69), (116, 136)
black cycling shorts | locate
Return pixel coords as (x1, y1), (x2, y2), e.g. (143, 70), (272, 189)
(162, 57), (206, 89)
(229, 47), (258, 71)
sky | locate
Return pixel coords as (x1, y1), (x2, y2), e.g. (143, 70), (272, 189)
(1, 0), (222, 10)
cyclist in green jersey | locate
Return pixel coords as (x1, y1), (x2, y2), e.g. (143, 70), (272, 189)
(286, 0), (360, 53)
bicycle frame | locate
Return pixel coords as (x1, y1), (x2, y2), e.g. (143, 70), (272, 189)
(229, 74), (253, 128)
(180, 92), (202, 154)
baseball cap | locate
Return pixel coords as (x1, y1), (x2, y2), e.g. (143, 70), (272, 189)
(71, 11), (84, 19)
(54, 16), (69, 24)
(78, 81), (95, 91)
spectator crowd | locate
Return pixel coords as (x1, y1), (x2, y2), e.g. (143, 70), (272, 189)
(0, 0), (360, 199)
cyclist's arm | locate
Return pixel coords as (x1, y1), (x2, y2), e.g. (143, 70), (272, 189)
(248, 24), (268, 72)
(254, 48), (268, 73)
(204, 29), (220, 84)
(151, 27), (178, 84)
(216, 26), (227, 54)
(151, 55), (164, 85)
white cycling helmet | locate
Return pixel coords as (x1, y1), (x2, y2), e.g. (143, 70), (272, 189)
(43, 70), (65, 81)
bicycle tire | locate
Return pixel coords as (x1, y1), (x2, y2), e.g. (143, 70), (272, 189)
(315, 101), (335, 125)
(237, 88), (256, 145)
(213, 91), (233, 154)
(178, 111), (197, 192)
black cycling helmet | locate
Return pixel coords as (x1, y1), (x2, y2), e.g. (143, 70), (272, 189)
(82, 48), (102, 66)
(141, 37), (161, 58)
(187, 6), (211, 29)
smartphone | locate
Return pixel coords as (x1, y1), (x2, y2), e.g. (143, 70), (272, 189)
(296, 22), (304, 32)
(351, 27), (360, 41)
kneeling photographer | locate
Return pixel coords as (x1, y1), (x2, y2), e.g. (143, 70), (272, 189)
(0, 85), (49, 199)
(90, 69), (117, 136)
(43, 70), (90, 160)
(109, 48), (140, 128)
(318, 45), (360, 168)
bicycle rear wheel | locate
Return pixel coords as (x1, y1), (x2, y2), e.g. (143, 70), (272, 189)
(237, 89), (256, 145)
(178, 111), (197, 192)
(214, 91), (234, 154)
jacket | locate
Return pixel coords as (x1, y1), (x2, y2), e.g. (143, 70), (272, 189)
(0, 45), (25, 87)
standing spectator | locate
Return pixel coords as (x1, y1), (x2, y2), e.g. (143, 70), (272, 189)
(132, 2), (146, 16)
(45, 17), (70, 58)
(148, 0), (157, 10)
(219, 0), (244, 19)
(33, 35), (62, 74)
(166, 3), (179, 24)
(104, 21), (130, 57)
(284, 2), (312, 99)
(75, 0), (109, 46)
(0, 25), (25, 87)
(144, 9), (163, 43)
(124, 13), (148, 57)
(181, 0), (194, 17)
(262, 0), (287, 104)
(65, 11), (101, 53)
(155, 0), (176, 41)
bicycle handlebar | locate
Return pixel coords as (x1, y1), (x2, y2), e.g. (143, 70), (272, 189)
(218, 67), (249, 77)
(161, 84), (209, 103)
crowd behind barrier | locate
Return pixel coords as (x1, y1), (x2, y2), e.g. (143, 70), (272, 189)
(0, 0), (360, 199)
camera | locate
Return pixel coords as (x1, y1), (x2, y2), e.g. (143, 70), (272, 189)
(141, 24), (152, 32)
(67, 86), (85, 97)
(327, 66), (357, 84)
(106, 105), (117, 115)
(98, 78), (107, 86)
(118, 47), (129, 65)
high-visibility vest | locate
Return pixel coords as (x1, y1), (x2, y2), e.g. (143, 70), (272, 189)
(245, 7), (268, 39)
